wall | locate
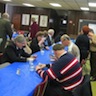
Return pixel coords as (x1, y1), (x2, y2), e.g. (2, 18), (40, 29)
(67, 11), (96, 35)
(6, 5), (59, 33)
(49, 10), (59, 37)
(5, 4), (96, 36)
(0, 3), (5, 14)
(56, 10), (96, 35)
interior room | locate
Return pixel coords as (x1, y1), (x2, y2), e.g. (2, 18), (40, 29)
(0, 0), (96, 96)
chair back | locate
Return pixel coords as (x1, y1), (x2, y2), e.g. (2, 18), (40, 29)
(0, 53), (3, 64)
(33, 76), (48, 96)
(0, 38), (3, 45)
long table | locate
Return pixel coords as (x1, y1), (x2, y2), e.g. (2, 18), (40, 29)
(0, 47), (53, 96)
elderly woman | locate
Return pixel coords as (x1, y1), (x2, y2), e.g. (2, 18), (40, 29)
(30, 31), (49, 53)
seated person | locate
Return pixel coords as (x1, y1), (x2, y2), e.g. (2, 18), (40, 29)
(43, 31), (49, 46)
(36, 44), (83, 96)
(10, 27), (32, 55)
(54, 31), (64, 43)
(30, 31), (49, 54)
(61, 34), (80, 61)
(0, 35), (33, 64)
(46, 29), (55, 46)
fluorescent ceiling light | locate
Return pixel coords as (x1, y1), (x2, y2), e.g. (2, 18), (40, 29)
(49, 3), (61, 7)
(80, 7), (89, 11)
(89, 2), (96, 7)
(3, 0), (11, 1)
(23, 3), (35, 7)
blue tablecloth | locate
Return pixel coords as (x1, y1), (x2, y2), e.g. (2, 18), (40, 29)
(0, 48), (53, 96)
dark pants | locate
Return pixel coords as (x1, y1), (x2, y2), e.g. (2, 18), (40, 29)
(44, 81), (73, 96)
(80, 50), (89, 63)
(90, 52), (96, 78)
(72, 75), (92, 96)
(0, 37), (7, 53)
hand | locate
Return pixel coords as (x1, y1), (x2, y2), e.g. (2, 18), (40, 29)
(35, 65), (42, 71)
(35, 64), (46, 71)
(27, 56), (35, 61)
(45, 46), (49, 50)
(42, 37), (46, 41)
(38, 63), (46, 69)
(50, 55), (57, 61)
(38, 38), (45, 46)
(53, 56), (58, 61)
(81, 59), (86, 66)
(32, 55), (37, 59)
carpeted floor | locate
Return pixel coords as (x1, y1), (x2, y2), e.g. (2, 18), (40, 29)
(82, 59), (96, 96)
(91, 81), (96, 96)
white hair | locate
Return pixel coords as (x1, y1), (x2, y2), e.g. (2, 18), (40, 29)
(48, 29), (54, 34)
(61, 34), (70, 41)
(14, 35), (26, 43)
(2, 13), (9, 20)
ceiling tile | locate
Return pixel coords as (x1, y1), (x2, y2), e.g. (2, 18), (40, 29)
(0, 0), (96, 11)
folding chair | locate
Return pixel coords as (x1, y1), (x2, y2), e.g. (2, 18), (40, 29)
(0, 53), (3, 64)
(33, 76), (48, 96)
(0, 62), (10, 68)
(0, 38), (3, 45)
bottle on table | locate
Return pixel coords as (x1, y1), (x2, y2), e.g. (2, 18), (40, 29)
(29, 60), (35, 71)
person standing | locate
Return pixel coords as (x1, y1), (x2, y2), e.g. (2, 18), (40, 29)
(88, 30), (96, 80)
(29, 18), (39, 39)
(61, 34), (80, 62)
(75, 25), (90, 63)
(0, 13), (13, 53)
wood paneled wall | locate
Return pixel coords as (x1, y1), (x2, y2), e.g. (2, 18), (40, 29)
(6, 5), (58, 33)
(0, 3), (5, 14)
(5, 4), (96, 36)
(67, 10), (96, 35)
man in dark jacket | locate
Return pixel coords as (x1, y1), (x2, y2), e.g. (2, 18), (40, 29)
(0, 35), (33, 64)
(0, 13), (13, 53)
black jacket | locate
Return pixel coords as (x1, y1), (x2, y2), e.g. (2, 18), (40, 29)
(1, 41), (31, 64)
(46, 35), (52, 46)
(75, 34), (90, 62)
(30, 38), (47, 54)
(30, 38), (41, 53)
